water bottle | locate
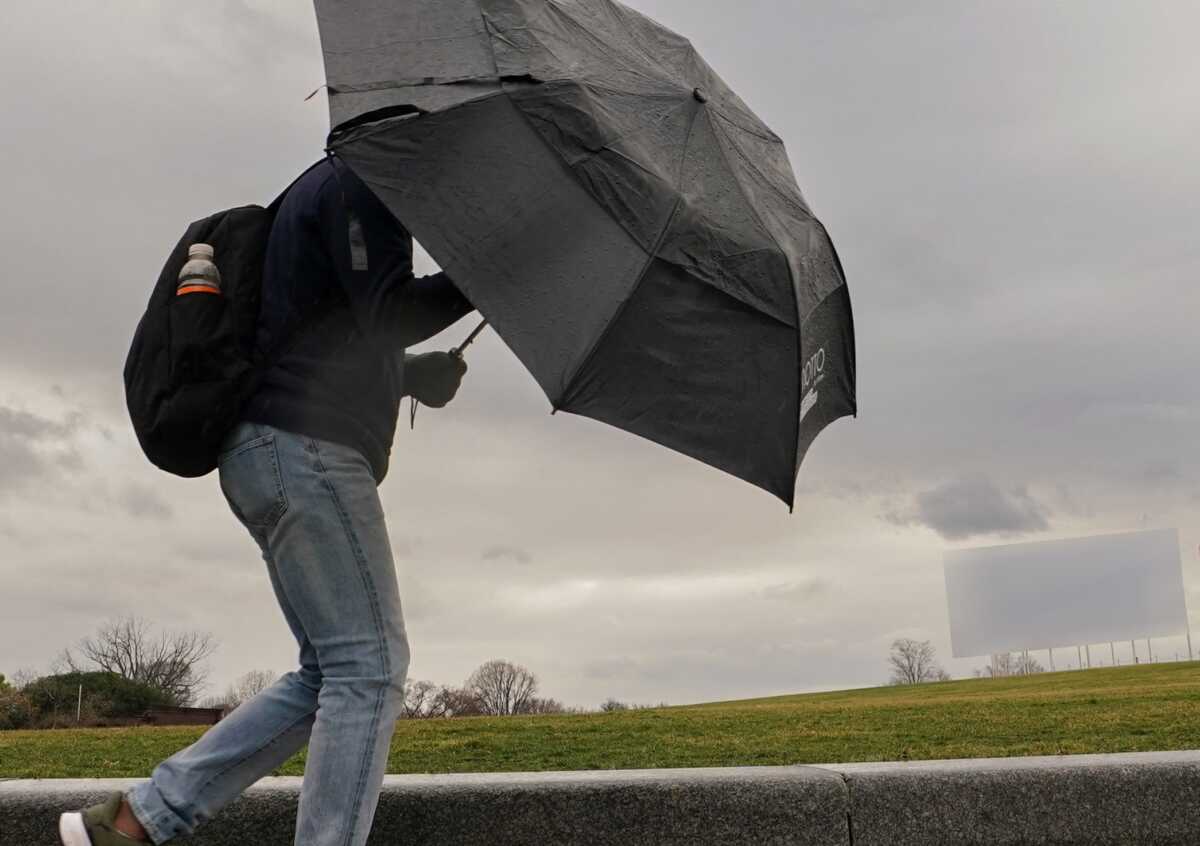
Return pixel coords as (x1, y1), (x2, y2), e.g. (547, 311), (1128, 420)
(177, 244), (222, 296)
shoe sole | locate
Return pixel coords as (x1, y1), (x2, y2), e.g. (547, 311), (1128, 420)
(58, 812), (92, 846)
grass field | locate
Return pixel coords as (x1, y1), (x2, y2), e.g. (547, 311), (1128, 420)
(2, 663), (1198, 779)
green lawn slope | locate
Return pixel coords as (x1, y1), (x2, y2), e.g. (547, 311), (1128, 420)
(2, 662), (1197, 779)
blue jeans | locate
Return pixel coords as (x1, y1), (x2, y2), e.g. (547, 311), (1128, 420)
(126, 422), (411, 845)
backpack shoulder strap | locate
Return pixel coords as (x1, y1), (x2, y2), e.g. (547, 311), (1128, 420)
(254, 150), (388, 377)
(253, 158), (352, 375)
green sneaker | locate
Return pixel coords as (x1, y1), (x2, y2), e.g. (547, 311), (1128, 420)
(59, 791), (150, 845)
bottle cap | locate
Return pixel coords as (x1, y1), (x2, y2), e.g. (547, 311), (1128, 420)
(188, 243), (215, 260)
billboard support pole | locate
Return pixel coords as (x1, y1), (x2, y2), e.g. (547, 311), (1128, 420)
(1049, 647), (1055, 672)
(1131, 639), (1137, 664)
(1110, 642), (1116, 666)
(1147, 638), (1152, 663)
(1085, 644), (1092, 669)
(1077, 645), (1083, 670)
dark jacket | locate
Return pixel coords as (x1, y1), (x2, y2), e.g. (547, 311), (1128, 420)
(244, 157), (474, 483)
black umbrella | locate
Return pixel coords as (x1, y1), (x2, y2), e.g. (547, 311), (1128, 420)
(314, 0), (856, 507)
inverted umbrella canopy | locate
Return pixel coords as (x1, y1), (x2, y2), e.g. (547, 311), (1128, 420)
(314, 0), (856, 507)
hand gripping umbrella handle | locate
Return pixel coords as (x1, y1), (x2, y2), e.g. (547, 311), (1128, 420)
(451, 319), (489, 359)
(411, 320), (489, 429)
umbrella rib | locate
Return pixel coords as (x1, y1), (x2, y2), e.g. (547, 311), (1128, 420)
(538, 1), (678, 88)
(477, 7), (502, 75)
(555, 195), (685, 411)
(713, 123), (816, 225)
(710, 106), (782, 145)
(556, 100), (704, 410)
(709, 117), (829, 318)
(330, 91), (510, 148)
(330, 75), (497, 92)
(704, 111), (795, 274)
(706, 111), (804, 502)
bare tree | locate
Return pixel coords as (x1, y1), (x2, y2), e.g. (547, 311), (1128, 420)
(61, 615), (216, 705)
(600, 698), (630, 712)
(8, 667), (38, 690)
(1017, 652), (1046, 672)
(523, 696), (566, 715)
(977, 652), (1011, 678)
(218, 669), (278, 711)
(434, 685), (486, 718)
(400, 679), (443, 719)
(394, 670), (570, 719)
(466, 659), (538, 716)
(979, 652), (1045, 678)
(888, 638), (948, 685)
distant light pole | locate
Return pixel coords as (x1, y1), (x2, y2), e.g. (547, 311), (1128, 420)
(76, 684), (82, 722)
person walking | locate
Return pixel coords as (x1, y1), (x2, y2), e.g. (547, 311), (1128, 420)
(59, 156), (476, 846)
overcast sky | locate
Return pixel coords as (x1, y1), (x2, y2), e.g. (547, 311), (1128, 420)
(2, 1), (1198, 709)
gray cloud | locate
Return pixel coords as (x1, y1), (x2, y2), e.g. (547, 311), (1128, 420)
(1136, 461), (1184, 487)
(118, 483), (175, 521)
(0, 408), (84, 440)
(482, 545), (533, 565)
(581, 656), (641, 681)
(760, 578), (831, 603)
(0, 436), (46, 489)
(0, 406), (89, 490)
(56, 449), (86, 472)
(886, 476), (1052, 541)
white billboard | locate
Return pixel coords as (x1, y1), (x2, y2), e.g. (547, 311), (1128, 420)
(944, 529), (1188, 658)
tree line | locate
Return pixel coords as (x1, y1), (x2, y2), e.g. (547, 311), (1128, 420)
(1, 615), (660, 730)
(887, 638), (1058, 684)
(198, 659), (577, 719)
(1, 615), (215, 729)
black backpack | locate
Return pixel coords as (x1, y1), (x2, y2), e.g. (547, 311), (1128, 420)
(123, 162), (341, 478)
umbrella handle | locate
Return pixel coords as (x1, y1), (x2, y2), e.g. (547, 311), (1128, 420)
(411, 320), (487, 429)
(451, 320), (489, 359)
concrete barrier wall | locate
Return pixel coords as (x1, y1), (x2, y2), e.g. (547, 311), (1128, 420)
(2, 751), (1198, 845)
(0, 766), (849, 846)
(819, 751), (1200, 846)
